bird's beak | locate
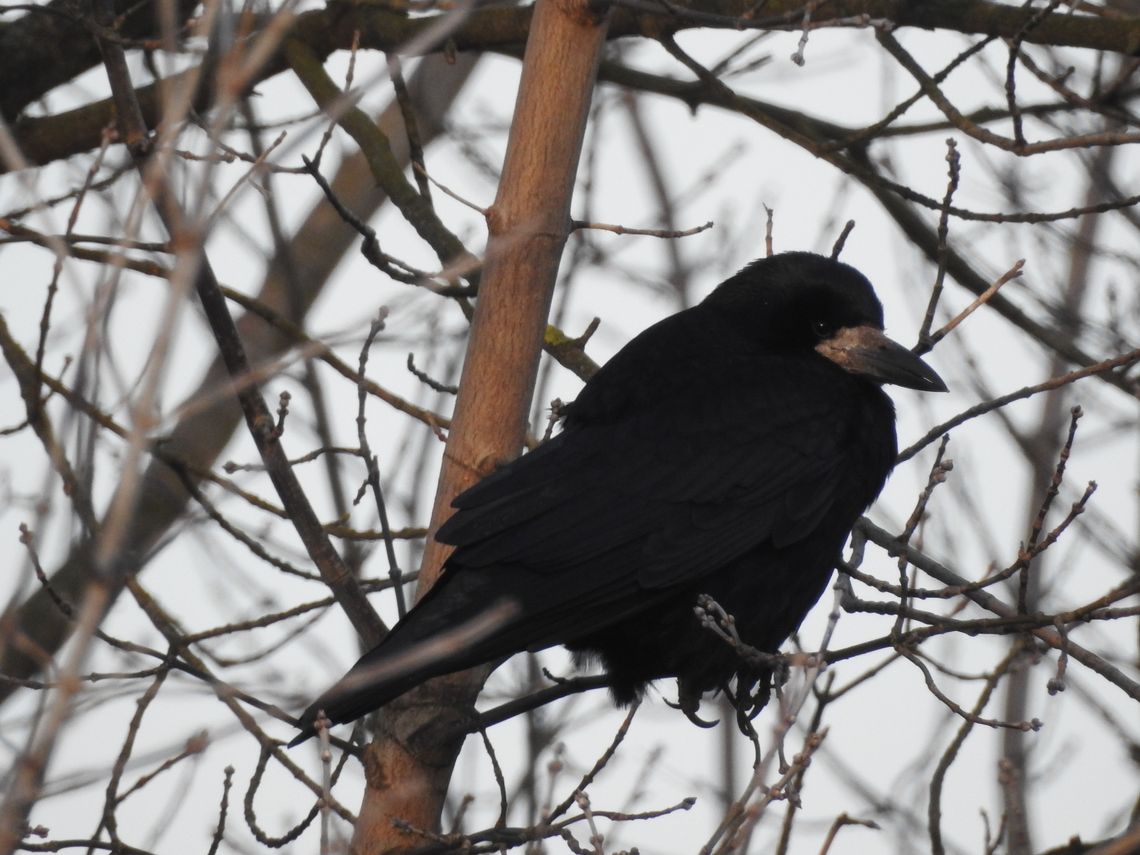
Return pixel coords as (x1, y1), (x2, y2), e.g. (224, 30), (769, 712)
(816, 326), (948, 392)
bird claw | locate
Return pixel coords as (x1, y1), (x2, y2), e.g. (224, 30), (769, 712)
(665, 689), (719, 728)
(736, 695), (763, 733)
(684, 706), (720, 728)
(722, 675), (774, 735)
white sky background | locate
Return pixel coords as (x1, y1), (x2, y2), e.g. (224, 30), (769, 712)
(0, 9), (1138, 855)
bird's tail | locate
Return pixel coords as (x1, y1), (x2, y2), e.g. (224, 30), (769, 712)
(289, 595), (520, 746)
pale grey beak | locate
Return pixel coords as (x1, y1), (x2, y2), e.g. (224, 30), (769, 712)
(816, 326), (947, 392)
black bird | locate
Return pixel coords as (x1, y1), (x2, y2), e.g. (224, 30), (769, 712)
(291, 251), (945, 745)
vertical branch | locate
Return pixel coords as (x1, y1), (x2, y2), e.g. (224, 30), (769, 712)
(351, 1), (610, 851)
(918, 139), (960, 350)
(623, 89), (691, 308)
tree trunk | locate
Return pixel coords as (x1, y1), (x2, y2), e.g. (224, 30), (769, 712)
(350, 1), (610, 851)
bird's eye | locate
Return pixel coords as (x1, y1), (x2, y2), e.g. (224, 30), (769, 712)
(811, 319), (834, 339)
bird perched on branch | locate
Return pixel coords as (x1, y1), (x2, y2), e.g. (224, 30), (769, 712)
(291, 251), (946, 745)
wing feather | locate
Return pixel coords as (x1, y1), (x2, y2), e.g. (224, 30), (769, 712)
(441, 330), (863, 593)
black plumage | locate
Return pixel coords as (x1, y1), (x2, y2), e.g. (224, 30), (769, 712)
(291, 251), (945, 745)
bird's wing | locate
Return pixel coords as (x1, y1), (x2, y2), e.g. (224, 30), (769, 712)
(437, 349), (863, 592)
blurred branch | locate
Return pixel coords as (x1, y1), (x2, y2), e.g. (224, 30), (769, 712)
(0, 0), (200, 120)
(9, 1), (1140, 170)
(97, 0), (386, 647)
(0, 53), (478, 704)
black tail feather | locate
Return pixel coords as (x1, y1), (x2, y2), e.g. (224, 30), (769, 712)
(289, 596), (521, 746)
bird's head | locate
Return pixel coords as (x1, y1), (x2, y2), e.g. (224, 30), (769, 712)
(703, 251), (947, 393)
